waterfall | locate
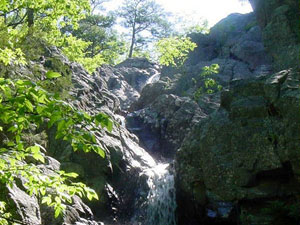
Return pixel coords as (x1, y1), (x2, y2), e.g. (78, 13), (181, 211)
(145, 163), (177, 225)
(132, 163), (176, 225)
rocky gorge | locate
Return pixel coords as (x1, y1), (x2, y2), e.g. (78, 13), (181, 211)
(1, 0), (299, 224)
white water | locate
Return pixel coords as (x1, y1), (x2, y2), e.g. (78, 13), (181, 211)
(132, 163), (176, 225)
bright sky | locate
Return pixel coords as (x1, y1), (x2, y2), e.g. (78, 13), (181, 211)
(103, 0), (253, 27)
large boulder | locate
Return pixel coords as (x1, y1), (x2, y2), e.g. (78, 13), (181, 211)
(175, 69), (300, 224)
(127, 94), (207, 158)
(249, 0), (300, 71)
(98, 58), (161, 111)
(187, 12), (272, 77)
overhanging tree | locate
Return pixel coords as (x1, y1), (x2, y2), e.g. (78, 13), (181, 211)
(63, 14), (126, 64)
(118, 0), (171, 58)
(0, 0), (113, 73)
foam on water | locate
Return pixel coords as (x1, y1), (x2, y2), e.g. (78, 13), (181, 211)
(143, 163), (177, 225)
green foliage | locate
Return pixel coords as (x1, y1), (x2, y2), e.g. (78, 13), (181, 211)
(193, 64), (222, 101)
(63, 14), (126, 65)
(118, 0), (172, 58)
(0, 47), (26, 66)
(45, 71), (62, 79)
(62, 35), (105, 74)
(0, 76), (113, 222)
(0, 0), (112, 73)
(155, 36), (197, 67)
(0, 0), (90, 31)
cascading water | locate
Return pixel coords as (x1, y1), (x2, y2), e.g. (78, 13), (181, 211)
(144, 163), (177, 225)
(132, 163), (177, 225)
(126, 69), (176, 225)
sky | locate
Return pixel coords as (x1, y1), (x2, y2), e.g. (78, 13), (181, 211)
(103, 0), (253, 27)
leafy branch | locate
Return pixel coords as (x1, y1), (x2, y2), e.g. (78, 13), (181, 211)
(0, 75), (113, 222)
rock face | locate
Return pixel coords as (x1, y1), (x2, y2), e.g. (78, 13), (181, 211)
(249, 0), (300, 71)
(46, 54), (157, 224)
(98, 58), (160, 111)
(1, 46), (158, 225)
(176, 69), (300, 224)
(184, 12), (272, 85)
(125, 11), (272, 159)
(127, 94), (206, 158)
(174, 1), (300, 224)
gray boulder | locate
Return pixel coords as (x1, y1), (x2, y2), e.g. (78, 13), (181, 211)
(97, 58), (161, 111)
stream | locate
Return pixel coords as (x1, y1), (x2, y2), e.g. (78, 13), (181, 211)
(130, 163), (177, 225)
(144, 163), (177, 225)
(126, 73), (176, 225)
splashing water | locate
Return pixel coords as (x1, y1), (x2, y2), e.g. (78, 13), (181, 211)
(142, 163), (177, 225)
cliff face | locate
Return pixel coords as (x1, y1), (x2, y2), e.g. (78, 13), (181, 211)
(176, 69), (300, 224)
(249, 0), (299, 71)
(175, 0), (300, 224)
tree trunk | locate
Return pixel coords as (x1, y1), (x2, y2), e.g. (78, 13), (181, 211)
(27, 8), (34, 27)
(128, 28), (136, 58)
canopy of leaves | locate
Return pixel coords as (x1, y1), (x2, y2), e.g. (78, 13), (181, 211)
(0, 0), (113, 73)
(62, 14), (126, 65)
(118, 0), (172, 58)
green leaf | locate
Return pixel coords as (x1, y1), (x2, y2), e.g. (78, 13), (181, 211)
(25, 99), (34, 112)
(83, 112), (91, 121)
(54, 196), (61, 204)
(48, 113), (62, 128)
(40, 187), (46, 196)
(29, 145), (40, 154)
(87, 192), (93, 201)
(57, 120), (66, 132)
(107, 120), (113, 132)
(45, 71), (62, 79)
(16, 135), (21, 143)
(6, 141), (15, 147)
(54, 207), (61, 218)
(42, 196), (52, 205)
(36, 105), (45, 114)
(94, 146), (105, 158)
(64, 172), (79, 178)
(33, 153), (45, 163)
(38, 94), (47, 104)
